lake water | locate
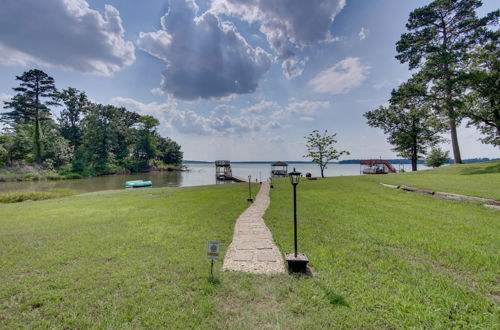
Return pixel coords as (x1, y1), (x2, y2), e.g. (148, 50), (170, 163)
(0, 162), (429, 193)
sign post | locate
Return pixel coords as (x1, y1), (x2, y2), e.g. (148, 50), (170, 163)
(207, 241), (220, 277)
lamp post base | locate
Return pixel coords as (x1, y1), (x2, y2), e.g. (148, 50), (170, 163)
(285, 253), (309, 273)
(247, 198), (253, 202)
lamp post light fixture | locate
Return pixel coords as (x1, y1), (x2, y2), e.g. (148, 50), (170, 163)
(247, 175), (253, 203)
(285, 169), (309, 273)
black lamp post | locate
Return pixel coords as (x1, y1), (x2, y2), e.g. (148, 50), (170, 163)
(289, 170), (301, 257)
(285, 169), (309, 273)
(247, 175), (253, 202)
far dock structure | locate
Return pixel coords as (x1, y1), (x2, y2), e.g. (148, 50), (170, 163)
(271, 161), (288, 178)
(360, 159), (397, 174)
(215, 160), (247, 182)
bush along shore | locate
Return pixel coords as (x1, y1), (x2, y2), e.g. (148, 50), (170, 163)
(0, 189), (81, 203)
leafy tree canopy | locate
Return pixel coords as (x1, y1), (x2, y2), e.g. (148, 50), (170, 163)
(303, 130), (349, 178)
(364, 79), (445, 171)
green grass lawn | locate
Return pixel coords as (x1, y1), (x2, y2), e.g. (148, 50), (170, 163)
(259, 176), (499, 328)
(0, 185), (252, 328)
(1, 167), (499, 328)
(371, 160), (500, 200)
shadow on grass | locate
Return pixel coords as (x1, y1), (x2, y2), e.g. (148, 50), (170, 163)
(316, 282), (349, 308)
(460, 163), (500, 175)
(287, 265), (315, 277)
(208, 276), (221, 286)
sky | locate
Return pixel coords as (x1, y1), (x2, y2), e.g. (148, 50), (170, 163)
(0, 0), (498, 161)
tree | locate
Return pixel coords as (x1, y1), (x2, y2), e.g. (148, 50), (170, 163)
(40, 119), (72, 169)
(396, 0), (499, 164)
(78, 104), (140, 174)
(2, 69), (59, 164)
(157, 137), (183, 165)
(425, 148), (450, 167)
(462, 31), (500, 146)
(303, 130), (349, 178)
(134, 116), (159, 160)
(0, 125), (33, 165)
(0, 69), (183, 174)
(364, 79), (445, 171)
(0, 94), (34, 126)
(58, 87), (89, 153)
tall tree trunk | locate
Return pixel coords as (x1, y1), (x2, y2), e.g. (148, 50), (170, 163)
(411, 144), (417, 171)
(35, 114), (40, 164)
(320, 164), (324, 178)
(441, 23), (462, 165)
(34, 80), (41, 165)
(449, 116), (462, 164)
(411, 121), (418, 171)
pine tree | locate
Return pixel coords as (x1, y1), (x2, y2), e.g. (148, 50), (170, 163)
(2, 69), (59, 164)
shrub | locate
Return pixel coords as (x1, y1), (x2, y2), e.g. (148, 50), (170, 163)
(0, 190), (80, 203)
(426, 148), (450, 168)
(23, 173), (41, 181)
(63, 173), (83, 180)
(46, 174), (63, 180)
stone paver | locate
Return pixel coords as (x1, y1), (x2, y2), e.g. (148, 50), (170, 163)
(223, 182), (286, 274)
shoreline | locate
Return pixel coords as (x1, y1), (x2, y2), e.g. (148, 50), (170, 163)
(0, 165), (187, 183)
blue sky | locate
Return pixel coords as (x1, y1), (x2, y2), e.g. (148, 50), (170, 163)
(0, 0), (498, 161)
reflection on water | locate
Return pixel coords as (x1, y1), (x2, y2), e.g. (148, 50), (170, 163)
(0, 162), (427, 193)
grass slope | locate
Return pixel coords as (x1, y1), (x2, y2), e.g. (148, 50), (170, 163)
(1, 168), (499, 328)
(257, 176), (499, 328)
(0, 185), (252, 328)
(373, 161), (500, 200)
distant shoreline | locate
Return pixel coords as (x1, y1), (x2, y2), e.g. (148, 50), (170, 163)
(184, 158), (499, 165)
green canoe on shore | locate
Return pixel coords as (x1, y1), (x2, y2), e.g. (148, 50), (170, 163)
(125, 180), (152, 188)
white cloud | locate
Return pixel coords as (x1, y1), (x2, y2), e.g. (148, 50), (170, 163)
(309, 57), (369, 94)
(359, 27), (368, 40)
(272, 100), (329, 119)
(137, 0), (271, 100)
(211, 0), (345, 79)
(240, 100), (280, 114)
(112, 96), (328, 137)
(150, 88), (165, 96)
(281, 57), (308, 80)
(0, 0), (135, 75)
(112, 97), (275, 136)
(0, 45), (38, 67)
(270, 135), (284, 143)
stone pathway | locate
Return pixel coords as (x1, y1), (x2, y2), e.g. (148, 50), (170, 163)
(223, 182), (286, 274)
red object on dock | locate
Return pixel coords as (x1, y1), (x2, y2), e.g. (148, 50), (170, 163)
(360, 159), (397, 174)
